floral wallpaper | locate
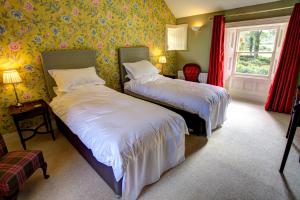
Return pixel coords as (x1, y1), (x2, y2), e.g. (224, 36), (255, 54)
(0, 0), (176, 134)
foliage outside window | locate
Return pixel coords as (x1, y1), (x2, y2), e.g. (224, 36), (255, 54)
(235, 29), (277, 76)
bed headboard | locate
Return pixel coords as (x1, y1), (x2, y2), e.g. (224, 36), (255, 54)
(118, 46), (150, 91)
(41, 49), (97, 99)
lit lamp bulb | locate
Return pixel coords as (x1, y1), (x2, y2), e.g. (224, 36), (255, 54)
(159, 56), (167, 75)
(3, 70), (23, 107)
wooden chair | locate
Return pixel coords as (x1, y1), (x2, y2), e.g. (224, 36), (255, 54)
(183, 63), (201, 82)
(0, 134), (49, 200)
(279, 86), (300, 173)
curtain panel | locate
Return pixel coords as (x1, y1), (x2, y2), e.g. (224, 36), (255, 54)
(207, 15), (225, 87)
(265, 3), (300, 113)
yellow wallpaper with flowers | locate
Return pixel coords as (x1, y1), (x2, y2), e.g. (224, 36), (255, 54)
(0, 0), (176, 134)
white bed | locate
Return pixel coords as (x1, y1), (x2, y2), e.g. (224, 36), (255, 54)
(124, 74), (230, 136)
(119, 47), (230, 137)
(50, 84), (188, 199)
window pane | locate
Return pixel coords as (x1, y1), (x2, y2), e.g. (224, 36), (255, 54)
(238, 29), (276, 52)
(259, 29), (276, 52)
(235, 53), (272, 76)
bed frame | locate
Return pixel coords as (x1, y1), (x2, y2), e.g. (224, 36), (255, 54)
(41, 50), (122, 197)
(118, 47), (206, 135)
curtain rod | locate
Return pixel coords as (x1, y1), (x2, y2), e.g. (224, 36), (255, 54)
(209, 6), (294, 20)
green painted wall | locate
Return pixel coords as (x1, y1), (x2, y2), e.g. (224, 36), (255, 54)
(176, 0), (299, 83)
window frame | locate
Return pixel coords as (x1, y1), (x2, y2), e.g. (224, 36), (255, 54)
(232, 25), (280, 79)
(166, 24), (188, 51)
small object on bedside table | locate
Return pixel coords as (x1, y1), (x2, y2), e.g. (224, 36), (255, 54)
(163, 74), (177, 79)
(8, 99), (55, 150)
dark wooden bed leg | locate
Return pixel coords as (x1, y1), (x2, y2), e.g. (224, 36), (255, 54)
(114, 180), (122, 197)
(187, 116), (206, 136)
(41, 162), (50, 179)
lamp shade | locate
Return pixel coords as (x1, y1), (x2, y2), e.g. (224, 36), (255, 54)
(3, 70), (22, 84)
(159, 56), (167, 64)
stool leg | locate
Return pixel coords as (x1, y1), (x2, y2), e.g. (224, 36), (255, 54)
(41, 162), (50, 179)
(280, 111), (299, 173)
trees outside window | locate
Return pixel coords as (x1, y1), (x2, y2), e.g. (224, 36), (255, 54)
(235, 28), (277, 76)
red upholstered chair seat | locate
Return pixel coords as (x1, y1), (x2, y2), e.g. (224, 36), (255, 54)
(0, 134), (49, 199)
(183, 63), (201, 82)
(0, 151), (45, 197)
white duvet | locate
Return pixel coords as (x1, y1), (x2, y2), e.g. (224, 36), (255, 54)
(50, 84), (188, 200)
(125, 75), (230, 136)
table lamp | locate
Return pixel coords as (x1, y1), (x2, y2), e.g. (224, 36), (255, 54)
(159, 56), (167, 74)
(3, 70), (23, 107)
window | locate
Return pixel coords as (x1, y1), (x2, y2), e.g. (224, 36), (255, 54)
(224, 17), (289, 102)
(235, 28), (277, 76)
(166, 24), (188, 51)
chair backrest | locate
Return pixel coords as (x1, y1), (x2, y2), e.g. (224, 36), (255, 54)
(183, 63), (201, 82)
(0, 134), (8, 157)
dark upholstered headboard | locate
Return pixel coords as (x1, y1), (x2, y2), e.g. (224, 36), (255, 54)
(118, 47), (150, 90)
(41, 49), (97, 99)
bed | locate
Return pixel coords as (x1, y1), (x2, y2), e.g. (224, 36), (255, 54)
(41, 50), (188, 199)
(118, 47), (230, 136)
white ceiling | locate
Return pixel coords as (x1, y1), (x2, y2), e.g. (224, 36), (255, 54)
(164, 0), (280, 18)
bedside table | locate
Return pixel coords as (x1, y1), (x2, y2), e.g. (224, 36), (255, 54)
(8, 99), (55, 150)
(163, 74), (177, 79)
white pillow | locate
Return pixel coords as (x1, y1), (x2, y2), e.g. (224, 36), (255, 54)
(134, 73), (161, 84)
(125, 69), (134, 80)
(52, 87), (64, 96)
(53, 87), (65, 96)
(123, 60), (159, 80)
(48, 67), (105, 92)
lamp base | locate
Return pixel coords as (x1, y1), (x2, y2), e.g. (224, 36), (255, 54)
(16, 102), (23, 107)
(12, 84), (23, 107)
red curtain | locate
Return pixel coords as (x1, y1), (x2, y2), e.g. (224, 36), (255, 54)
(265, 3), (300, 113)
(207, 15), (225, 87)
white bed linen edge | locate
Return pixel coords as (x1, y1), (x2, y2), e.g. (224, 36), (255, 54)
(50, 84), (188, 200)
(124, 75), (230, 136)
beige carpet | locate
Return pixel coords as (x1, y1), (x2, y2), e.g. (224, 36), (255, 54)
(4, 99), (300, 200)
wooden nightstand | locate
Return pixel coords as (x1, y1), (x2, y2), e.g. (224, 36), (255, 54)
(163, 74), (177, 79)
(8, 99), (55, 150)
